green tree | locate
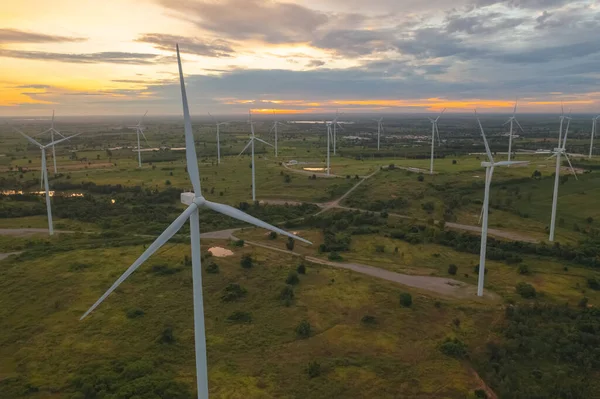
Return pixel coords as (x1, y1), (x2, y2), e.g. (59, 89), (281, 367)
(399, 292), (413, 307)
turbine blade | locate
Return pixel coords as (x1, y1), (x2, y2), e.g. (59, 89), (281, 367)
(203, 200), (312, 245)
(80, 204), (197, 320)
(255, 137), (274, 147)
(435, 123), (441, 146)
(52, 128), (66, 138)
(140, 129), (150, 147)
(546, 153), (557, 160)
(44, 133), (81, 149)
(34, 128), (52, 137)
(513, 99), (518, 116)
(238, 139), (252, 156)
(14, 128), (42, 147)
(476, 118), (494, 163)
(176, 44), (202, 195)
(336, 122), (344, 130)
(564, 153), (579, 181)
(514, 118), (525, 133)
(503, 119), (511, 126)
(492, 160), (529, 167)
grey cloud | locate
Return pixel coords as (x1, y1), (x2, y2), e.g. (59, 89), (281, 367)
(0, 49), (169, 64)
(472, 0), (573, 9)
(306, 60), (326, 68)
(158, 0), (328, 43)
(0, 28), (85, 43)
(445, 12), (527, 34)
(15, 84), (52, 89)
(499, 40), (600, 63)
(312, 29), (395, 56)
(136, 33), (235, 57)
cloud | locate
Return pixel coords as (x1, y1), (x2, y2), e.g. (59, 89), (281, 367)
(0, 28), (85, 44)
(445, 12), (527, 34)
(312, 29), (396, 56)
(0, 49), (169, 65)
(306, 60), (326, 68)
(14, 84), (52, 89)
(136, 33), (236, 57)
(158, 0), (329, 43)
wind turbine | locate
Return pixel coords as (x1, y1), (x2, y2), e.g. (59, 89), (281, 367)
(589, 115), (599, 159)
(548, 114), (578, 242)
(372, 117), (384, 151)
(475, 115), (528, 296)
(128, 111), (149, 168)
(34, 110), (65, 174)
(332, 110), (343, 155)
(428, 108), (445, 175)
(208, 112), (231, 164)
(79, 45), (312, 399)
(269, 112), (286, 157)
(324, 121), (332, 176)
(14, 129), (80, 235)
(504, 99), (524, 163)
(239, 110), (274, 201)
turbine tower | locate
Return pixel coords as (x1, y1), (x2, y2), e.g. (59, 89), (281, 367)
(208, 112), (231, 164)
(239, 110), (274, 201)
(372, 117), (384, 151)
(475, 115), (528, 296)
(589, 115), (599, 159)
(128, 111), (149, 168)
(504, 99), (524, 163)
(269, 112), (286, 157)
(79, 45), (311, 399)
(332, 110), (343, 155)
(14, 129), (80, 235)
(325, 121), (332, 176)
(548, 115), (578, 242)
(428, 108), (445, 175)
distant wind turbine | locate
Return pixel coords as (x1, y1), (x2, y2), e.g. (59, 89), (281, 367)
(208, 112), (231, 164)
(548, 113), (578, 242)
(475, 114), (528, 296)
(14, 129), (80, 235)
(589, 114), (599, 159)
(269, 112), (287, 158)
(504, 99), (524, 163)
(239, 110), (274, 201)
(428, 108), (445, 174)
(34, 110), (65, 175)
(372, 117), (384, 151)
(128, 111), (149, 168)
(325, 121), (332, 176)
(332, 110), (343, 155)
(79, 45), (312, 399)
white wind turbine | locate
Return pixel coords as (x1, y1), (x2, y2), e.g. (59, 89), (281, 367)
(325, 121), (332, 176)
(79, 45), (311, 399)
(239, 110), (274, 201)
(34, 110), (65, 175)
(372, 117), (384, 151)
(269, 112), (287, 158)
(332, 110), (343, 155)
(208, 112), (231, 164)
(475, 115), (528, 296)
(589, 114), (599, 159)
(548, 113), (578, 242)
(128, 111), (149, 168)
(428, 108), (445, 175)
(504, 99), (524, 163)
(14, 129), (80, 235)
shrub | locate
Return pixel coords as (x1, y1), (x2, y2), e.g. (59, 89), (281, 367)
(587, 278), (600, 291)
(328, 252), (342, 261)
(151, 264), (180, 275)
(69, 262), (91, 271)
(126, 308), (145, 319)
(374, 244), (385, 253)
(399, 292), (413, 307)
(157, 327), (176, 344)
(227, 311), (252, 323)
(578, 297), (589, 308)
(295, 320), (311, 338)
(448, 264), (458, 275)
(232, 239), (245, 247)
(206, 262), (219, 274)
(307, 361), (321, 378)
(474, 265), (488, 275)
(279, 285), (295, 304)
(516, 282), (536, 298)
(268, 231), (277, 240)
(286, 271), (300, 285)
(240, 254), (253, 269)
(165, 180), (171, 185)
(361, 315), (377, 325)
(297, 263), (306, 274)
(417, 174), (424, 182)
(452, 160), (457, 165)
(474, 389), (488, 398)
(221, 283), (247, 302)
(518, 264), (530, 275)
(439, 338), (467, 358)
(286, 237), (295, 251)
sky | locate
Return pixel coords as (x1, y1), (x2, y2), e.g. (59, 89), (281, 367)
(0, 0), (599, 116)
